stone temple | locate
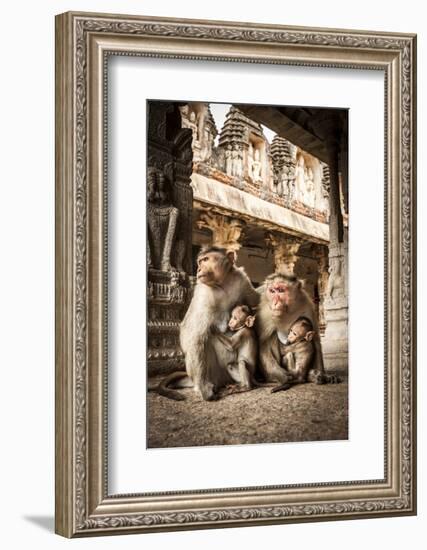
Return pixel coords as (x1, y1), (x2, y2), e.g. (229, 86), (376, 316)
(147, 101), (348, 376)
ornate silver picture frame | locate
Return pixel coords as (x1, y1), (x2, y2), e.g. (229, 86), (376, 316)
(55, 11), (417, 537)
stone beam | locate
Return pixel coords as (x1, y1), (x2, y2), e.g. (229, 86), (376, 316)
(191, 173), (329, 244)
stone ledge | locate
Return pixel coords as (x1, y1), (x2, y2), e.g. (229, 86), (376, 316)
(191, 173), (329, 243)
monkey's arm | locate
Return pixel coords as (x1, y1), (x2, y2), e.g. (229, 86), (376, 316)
(283, 351), (296, 374)
(215, 333), (236, 352)
(240, 277), (261, 308)
(301, 307), (325, 374)
(312, 333), (325, 373)
(259, 336), (292, 384)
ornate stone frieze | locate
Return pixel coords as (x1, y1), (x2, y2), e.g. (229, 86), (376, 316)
(196, 211), (246, 252)
(265, 232), (301, 273)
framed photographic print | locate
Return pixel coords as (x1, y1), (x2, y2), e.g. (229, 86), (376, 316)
(55, 11), (417, 537)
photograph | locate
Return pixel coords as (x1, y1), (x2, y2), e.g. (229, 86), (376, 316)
(146, 100), (349, 448)
(53, 10), (416, 537)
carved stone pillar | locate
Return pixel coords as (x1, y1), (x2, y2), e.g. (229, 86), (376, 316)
(196, 212), (246, 252)
(294, 254), (319, 306)
(313, 245), (329, 335)
(322, 230), (348, 370)
(147, 101), (194, 376)
(320, 138), (348, 369)
(266, 233), (300, 274)
(326, 143), (344, 245)
(296, 114), (348, 370)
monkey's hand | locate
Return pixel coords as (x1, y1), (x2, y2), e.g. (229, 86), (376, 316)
(215, 333), (235, 352)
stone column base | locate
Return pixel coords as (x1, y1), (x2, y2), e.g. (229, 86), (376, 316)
(147, 269), (191, 377)
(322, 350), (348, 373)
(322, 299), (348, 373)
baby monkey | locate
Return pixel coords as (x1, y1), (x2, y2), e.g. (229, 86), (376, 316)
(272, 316), (322, 393)
(215, 305), (258, 391)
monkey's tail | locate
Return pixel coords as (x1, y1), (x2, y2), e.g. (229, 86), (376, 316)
(270, 382), (293, 393)
(150, 371), (188, 401)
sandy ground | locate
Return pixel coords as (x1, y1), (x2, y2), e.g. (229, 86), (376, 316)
(147, 373), (348, 448)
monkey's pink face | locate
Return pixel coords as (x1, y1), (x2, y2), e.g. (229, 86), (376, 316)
(196, 252), (228, 286)
(266, 279), (298, 317)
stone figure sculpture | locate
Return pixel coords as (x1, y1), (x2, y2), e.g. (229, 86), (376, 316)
(182, 109), (199, 147)
(237, 147), (244, 177)
(251, 148), (262, 181)
(294, 153), (306, 202)
(231, 144), (242, 177)
(247, 143), (254, 179)
(326, 256), (345, 301)
(147, 166), (180, 272)
(305, 167), (316, 208)
(286, 171), (296, 202)
(225, 144), (233, 175)
(200, 126), (212, 161)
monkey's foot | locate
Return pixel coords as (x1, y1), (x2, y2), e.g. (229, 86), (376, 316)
(313, 371), (341, 385)
(199, 382), (217, 401)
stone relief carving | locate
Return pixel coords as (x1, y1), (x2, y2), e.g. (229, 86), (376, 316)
(326, 255), (345, 301)
(305, 167), (316, 208)
(197, 212), (246, 252)
(180, 102), (217, 164)
(146, 102), (194, 377)
(225, 144), (233, 175)
(266, 232), (300, 274)
(271, 135), (296, 199)
(247, 142), (254, 179)
(231, 143), (243, 177)
(181, 103), (328, 216)
(251, 148), (262, 181)
(147, 166), (182, 272)
(294, 152), (306, 203)
(181, 106), (199, 148)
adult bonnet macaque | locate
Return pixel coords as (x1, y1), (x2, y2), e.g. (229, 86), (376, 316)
(154, 246), (260, 401)
(257, 271), (338, 390)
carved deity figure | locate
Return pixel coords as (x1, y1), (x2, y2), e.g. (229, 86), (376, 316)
(237, 147), (243, 177)
(321, 186), (330, 212)
(247, 142), (254, 179)
(304, 167), (316, 208)
(251, 148), (262, 182)
(278, 166), (291, 197)
(182, 109), (199, 147)
(287, 176), (296, 202)
(200, 126), (212, 162)
(294, 153), (306, 203)
(225, 144), (233, 175)
(231, 144), (243, 177)
(147, 167), (181, 272)
(326, 255), (345, 301)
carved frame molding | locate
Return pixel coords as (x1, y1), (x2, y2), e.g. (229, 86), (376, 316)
(55, 11), (416, 537)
